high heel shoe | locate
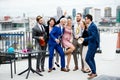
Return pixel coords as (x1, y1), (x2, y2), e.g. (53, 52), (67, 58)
(73, 66), (78, 71)
(81, 68), (90, 73)
(66, 65), (70, 72)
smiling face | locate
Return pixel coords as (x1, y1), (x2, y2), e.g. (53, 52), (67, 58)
(67, 18), (72, 26)
(81, 21), (85, 29)
(81, 21), (87, 29)
(38, 18), (43, 24)
(85, 17), (90, 24)
(49, 19), (55, 27)
(76, 13), (82, 22)
(60, 18), (67, 27)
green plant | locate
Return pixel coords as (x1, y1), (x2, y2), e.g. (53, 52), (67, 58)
(26, 42), (33, 49)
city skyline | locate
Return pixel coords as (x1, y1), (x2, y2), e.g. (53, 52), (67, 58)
(0, 0), (120, 17)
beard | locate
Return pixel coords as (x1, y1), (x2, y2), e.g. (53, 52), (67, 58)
(76, 19), (81, 22)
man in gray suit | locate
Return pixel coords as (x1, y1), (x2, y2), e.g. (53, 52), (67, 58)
(32, 16), (47, 72)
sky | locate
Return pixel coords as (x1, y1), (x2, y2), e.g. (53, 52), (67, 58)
(0, 0), (120, 17)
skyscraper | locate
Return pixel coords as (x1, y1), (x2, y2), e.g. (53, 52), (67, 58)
(57, 7), (63, 19)
(83, 7), (92, 18)
(104, 7), (112, 18)
(116, 6), (120, 23)
(83, 7), (101, 24)
(89, 8), (101, 23)
(72, 8), (76, 20)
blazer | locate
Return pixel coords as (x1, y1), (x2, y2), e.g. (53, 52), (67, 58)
(32, 24), (47, 45)
(84, 22), (100, 48)
(48, 26), (63, 45)
(82, 29), (88, 46)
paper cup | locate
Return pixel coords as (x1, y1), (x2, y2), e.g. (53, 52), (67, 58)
(78, 38), (83, 44)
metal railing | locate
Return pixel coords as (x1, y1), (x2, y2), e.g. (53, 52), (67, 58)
(0, 31), (36, 59)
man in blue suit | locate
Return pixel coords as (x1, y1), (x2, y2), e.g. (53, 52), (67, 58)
(48, 18), (67, 72)
(80, 14), (100, 79)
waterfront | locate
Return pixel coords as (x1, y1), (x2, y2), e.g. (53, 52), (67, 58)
(0, 33), (120, 80)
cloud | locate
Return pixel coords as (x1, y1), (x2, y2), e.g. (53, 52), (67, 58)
(0, 0), (120, 17)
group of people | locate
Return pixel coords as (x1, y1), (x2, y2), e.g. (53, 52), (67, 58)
(32, 12), (100, 79)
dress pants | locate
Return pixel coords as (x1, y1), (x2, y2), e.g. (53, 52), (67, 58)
(55, 51), (59, 63)
(52, 51), (59, 67)
(36, 43), (47, 70)
(49, 44), (65, 69)
(72, 38), (83, 68)
(85, 45), (97, 74)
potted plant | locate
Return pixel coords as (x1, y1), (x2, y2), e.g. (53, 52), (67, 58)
(26, 42), (33, 52)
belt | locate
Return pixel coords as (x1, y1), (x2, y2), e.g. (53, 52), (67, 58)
(74, 38), (78, 40)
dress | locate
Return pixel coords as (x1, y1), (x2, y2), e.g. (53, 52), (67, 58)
(62, 27), (74, 48)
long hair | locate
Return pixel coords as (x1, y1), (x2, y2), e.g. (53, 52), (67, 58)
(47, 17), (56, 27)
(82, 21), (87, 30)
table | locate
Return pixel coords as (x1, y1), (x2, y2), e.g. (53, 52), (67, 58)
(16, 50), (46, 79)
(0, 52), (16, 78)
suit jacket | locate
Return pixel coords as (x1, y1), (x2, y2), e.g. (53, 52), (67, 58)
(32, 24), (47, 46)
(84, 22), (100, 48)
(48, 26), (63, 45)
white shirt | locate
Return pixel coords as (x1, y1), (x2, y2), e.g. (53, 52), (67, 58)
(73, 21), (82, 37)
(56, 24), (63, 33)
(38, 23), (45, 31)
(49, 26), (53, 33)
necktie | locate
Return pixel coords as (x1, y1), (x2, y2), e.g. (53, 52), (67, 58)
(41, 25), (44, 31)
(76, 25), (80, 35)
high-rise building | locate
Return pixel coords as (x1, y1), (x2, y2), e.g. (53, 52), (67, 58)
(116, 6), (120, 23)
(83, 7), (92, 18)
(104, 7), (112, 18)
(83, 7), (101, 24)
(89, 8), (101, 23)
(72, 8), (76, 20)
(57, 7), (63, 19)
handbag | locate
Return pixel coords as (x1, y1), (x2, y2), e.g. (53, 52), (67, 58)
(39, 38), (46, 46)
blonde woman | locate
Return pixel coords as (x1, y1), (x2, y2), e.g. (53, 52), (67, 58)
(81, 21), (91, 73)
(62, 17), (75, 71)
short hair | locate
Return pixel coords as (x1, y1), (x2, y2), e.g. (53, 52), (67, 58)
(85, 14), (93, 21)
(36, 16), (42, 22)
(60, 18), (67, 22)
(77, 13), (82, 17)
(67, 16), (72, 20)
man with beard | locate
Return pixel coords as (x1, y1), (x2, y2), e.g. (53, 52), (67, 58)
(72, 13), (84, 71)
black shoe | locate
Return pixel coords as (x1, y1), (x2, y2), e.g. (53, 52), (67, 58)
(55, 62), (60, 67)
(41, 69), (45, 72)
(52, 67), (56, 70)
